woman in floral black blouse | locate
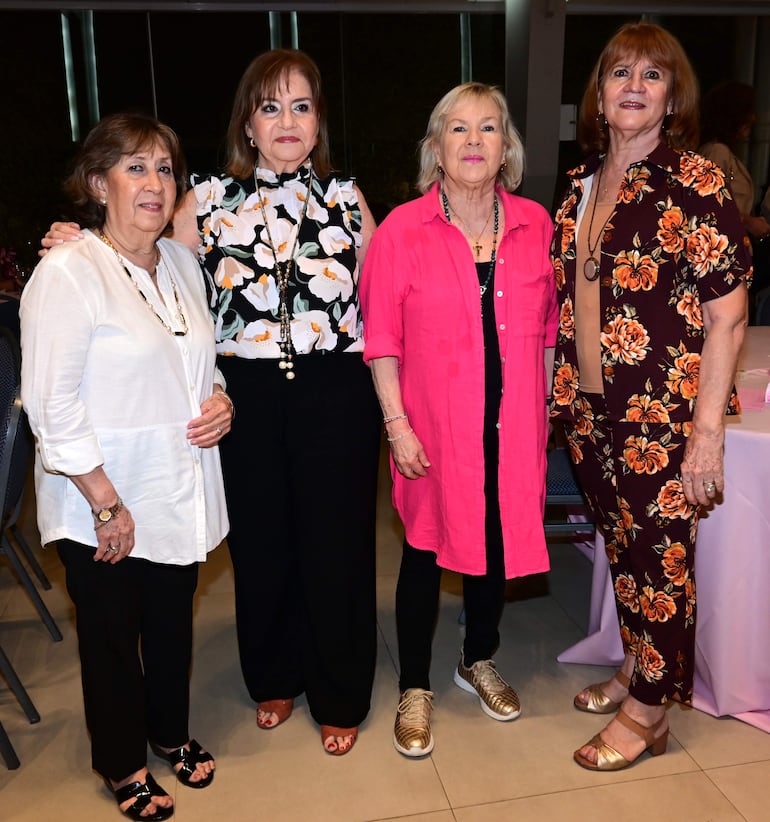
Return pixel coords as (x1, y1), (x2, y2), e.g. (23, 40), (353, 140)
(550, 23), (750, 771)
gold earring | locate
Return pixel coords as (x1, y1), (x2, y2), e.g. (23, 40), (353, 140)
(249, 137), (256, 148)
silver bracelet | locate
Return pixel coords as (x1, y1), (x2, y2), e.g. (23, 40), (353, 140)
(387, 428), (413, 443)
(383, 413), (408, 424)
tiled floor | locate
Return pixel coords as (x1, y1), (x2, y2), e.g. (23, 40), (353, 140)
(2, 454), (770, 821)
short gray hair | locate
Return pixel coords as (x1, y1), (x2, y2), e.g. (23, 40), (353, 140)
(416, 82), (525, 194)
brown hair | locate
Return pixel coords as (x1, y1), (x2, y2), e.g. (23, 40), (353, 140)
(577, 22), (700, 154)
(64, 111), (187, 230)
(417, 82), (525, 194)
(225, 49), (331, 179)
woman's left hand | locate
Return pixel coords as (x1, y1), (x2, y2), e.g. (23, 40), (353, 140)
(187, 391), (233, 448)
(680, 428), (724, 506)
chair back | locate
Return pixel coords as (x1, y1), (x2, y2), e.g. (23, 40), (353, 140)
(0, 327), (31, 524)
(755, 286), (770, 326)
(544, 446), (595, 538)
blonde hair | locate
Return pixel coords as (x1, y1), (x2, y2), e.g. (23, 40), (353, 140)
(416, 82), (525, 194)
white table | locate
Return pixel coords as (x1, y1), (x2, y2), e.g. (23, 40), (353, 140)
(558, 326), (770, 731)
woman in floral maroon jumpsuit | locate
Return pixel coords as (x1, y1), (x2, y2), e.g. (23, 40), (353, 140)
(550, 22), (751, 771)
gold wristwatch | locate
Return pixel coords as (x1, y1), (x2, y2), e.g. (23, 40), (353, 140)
(92, 497), (123, 526)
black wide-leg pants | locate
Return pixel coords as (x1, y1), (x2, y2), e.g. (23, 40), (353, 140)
(218, 353), (381, 727)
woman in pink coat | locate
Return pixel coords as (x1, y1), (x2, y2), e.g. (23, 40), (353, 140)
(360, 82), (558, 758)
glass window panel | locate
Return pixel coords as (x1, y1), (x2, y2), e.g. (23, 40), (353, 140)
(0, 11), (72, 268)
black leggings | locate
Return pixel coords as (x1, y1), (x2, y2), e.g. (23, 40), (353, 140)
(395, 535), (506, 691)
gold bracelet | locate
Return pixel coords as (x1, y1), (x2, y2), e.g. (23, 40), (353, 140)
(215, 390), (235, 419)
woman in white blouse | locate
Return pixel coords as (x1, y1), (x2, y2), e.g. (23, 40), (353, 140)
(20, 113), (230, 821)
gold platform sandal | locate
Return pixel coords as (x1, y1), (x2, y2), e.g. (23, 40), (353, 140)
(573, 708), (668, 771)
(573, 670), (631, 714)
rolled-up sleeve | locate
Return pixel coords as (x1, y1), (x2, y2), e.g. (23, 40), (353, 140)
(20, 257), (104, 476)
(359, 215), (408, 365)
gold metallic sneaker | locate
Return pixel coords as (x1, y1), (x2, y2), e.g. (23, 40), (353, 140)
(453, 656), (521, 721)
(393, 688), (435, 757)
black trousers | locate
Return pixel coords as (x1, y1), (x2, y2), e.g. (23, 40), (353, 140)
(217, 353), (381, 727)
(58, 540), (198, 781)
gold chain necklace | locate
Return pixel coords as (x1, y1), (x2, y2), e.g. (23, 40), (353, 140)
(583, 164), (615, 282)
(441, 189), (499, 316)
(444, 198), (494, 259)
(254, 165), (313, 380)
(99, 232), (188, 336)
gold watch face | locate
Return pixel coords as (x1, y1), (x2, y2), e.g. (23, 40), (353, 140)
(97, 509), (112, 523)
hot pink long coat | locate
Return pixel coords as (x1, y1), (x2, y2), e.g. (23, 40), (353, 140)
(360, 185), (558, 577)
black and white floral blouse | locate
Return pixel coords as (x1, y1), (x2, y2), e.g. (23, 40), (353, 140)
(191, 160), (364, 358)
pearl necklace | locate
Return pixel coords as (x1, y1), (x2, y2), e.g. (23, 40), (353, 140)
(99, 232), (188, 336)
(254, 166), (313, 380)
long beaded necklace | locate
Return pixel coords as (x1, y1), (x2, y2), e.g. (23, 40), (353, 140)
(583, 163), (615, 282)
(441, 188), (499, 313)
(99, 232), (188, 336)
(254, 166), (313, 380)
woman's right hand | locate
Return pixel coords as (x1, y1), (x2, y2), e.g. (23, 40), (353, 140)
(389, 429), (431, 479)
(39, 221), (84, 257)
(93, 504), (136, 564)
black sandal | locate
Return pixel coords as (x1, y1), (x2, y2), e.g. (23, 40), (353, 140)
(150, 738), (215, 789)
(106, 772), (174, 821)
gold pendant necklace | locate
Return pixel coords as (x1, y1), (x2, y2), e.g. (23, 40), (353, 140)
(442, 194), (494, 259)
(254, 165), (313, 380)
(583, 163), (615, 282)
(99, 232), (188, 336)
(441, 188), (499, 316)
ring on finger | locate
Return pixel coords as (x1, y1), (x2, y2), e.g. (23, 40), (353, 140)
(108, 544), (119, 552)
(216, 426), (223, 435)
(703, 481), (716, 493)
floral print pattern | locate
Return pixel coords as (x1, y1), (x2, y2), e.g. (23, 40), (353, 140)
(192, 161), (364, 358)
(549, 143), (752, 706)
(550, 144), (751, 425)
(566, 396), (699, 703)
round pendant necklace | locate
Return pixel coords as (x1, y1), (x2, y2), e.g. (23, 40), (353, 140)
(583, 163), (615, 282)
(254, 165), (313, 380)
(441, 188), (499, 314)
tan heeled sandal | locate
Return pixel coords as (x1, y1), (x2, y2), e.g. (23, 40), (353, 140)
(321, 725), (358, 756)
(573, 708), (668, 771)
(573, 670), (631, 714)
(256, 698), (294, 729)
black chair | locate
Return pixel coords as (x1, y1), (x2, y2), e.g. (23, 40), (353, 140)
(543, 446), (595, 540)
(755, 285), (770, 326)
(0, 327), (61, 641)
(0, 327), (59, 768)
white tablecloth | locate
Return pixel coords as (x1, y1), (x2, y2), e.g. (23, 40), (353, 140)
(558, 326), (770, 731)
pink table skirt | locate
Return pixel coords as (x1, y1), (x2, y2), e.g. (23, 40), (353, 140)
(558, 327), (770, 732)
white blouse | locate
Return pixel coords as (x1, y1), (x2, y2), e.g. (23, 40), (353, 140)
(20, 230), (229, 565)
